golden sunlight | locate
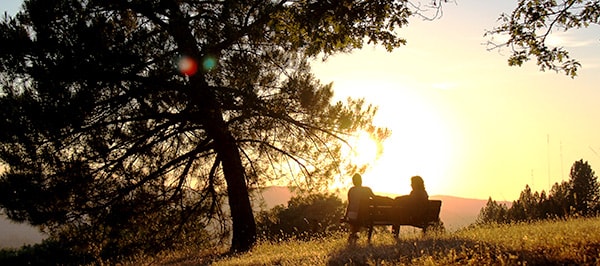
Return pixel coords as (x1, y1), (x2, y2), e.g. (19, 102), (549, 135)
(328, 76), (461, 197)
(362, 106), (458, 197)
(345, 131), (381, 167)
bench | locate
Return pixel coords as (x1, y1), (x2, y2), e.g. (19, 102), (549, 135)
(343, 197), (443, 242)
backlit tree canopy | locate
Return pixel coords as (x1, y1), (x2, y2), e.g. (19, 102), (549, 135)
(0, 0), (453, 255)
(488, 0), (600, 77)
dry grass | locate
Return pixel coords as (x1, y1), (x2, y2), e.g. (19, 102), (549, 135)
(152, 217), (600, 265)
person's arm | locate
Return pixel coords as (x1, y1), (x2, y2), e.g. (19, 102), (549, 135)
(343, 188), (353, 221)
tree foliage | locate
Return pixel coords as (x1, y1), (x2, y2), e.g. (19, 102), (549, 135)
(0, 0), (451, 256)
(569, 159), (600, 216)
(487, 0), (600, 77)
(478, 159), (600, 225)
(256, 192), (345, 241)
(476, 197), (509, 224)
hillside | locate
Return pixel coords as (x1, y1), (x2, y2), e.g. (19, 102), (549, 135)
(429, 195), (511, 230)
(251, 186), (294, 209)
(206, 217), (600, 265)
(0, 215), (45, 248)
(0, 186), (504, 248)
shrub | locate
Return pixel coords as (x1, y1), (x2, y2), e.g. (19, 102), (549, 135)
(256, 193), (345, 241)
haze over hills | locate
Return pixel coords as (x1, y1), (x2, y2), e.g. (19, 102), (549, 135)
(0, 214), (45, 248)
(429, 195), (504, 230)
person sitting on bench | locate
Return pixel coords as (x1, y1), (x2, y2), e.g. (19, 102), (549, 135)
(396, 175), (428, 202)
(392, 175), (429, 235)
(344, 173), (374, 243)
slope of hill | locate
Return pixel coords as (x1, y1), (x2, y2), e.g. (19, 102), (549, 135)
(207, 217), (600, 265)
(429, 195), (490, 230)
(251, 186), (293, 209)
(0, 187), (504, 248)
(0, 214), (46, 248)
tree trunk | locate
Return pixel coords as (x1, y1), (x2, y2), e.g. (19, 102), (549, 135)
(196, 87), (256, 252)
(166, 15), (256, 253)
(171, 39), (256, 254)
(185, 68), (256, 252)
(216, 132), (256, 252)
(187, 69), (256, 252)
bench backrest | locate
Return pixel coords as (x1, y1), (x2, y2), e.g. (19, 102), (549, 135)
(367, 198), (441, 225)
(424, 200), (442, 221)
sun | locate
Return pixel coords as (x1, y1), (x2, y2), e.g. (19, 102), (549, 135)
(330, 81), (459, 197)
(360, 104), (457, 197)
(345, 131), (382, 167)
(314, 55), (462, 197)
(332, 130), (384, 192)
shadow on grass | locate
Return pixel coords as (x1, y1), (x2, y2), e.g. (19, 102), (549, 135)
(327, 235), (599, 265)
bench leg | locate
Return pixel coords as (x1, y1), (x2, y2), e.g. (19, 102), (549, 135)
(367, 225), (373, 243)
(348, 233), (358, 244)
(392, 225), (400, 238)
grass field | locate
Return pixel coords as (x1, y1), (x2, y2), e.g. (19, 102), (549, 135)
(151, 217), (600, 265)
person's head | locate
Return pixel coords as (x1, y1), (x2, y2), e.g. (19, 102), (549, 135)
(411, 175), (425, 191)
(352, 173), (362, 187)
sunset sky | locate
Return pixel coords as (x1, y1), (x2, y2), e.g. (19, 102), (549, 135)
(2, 1), (599, 201)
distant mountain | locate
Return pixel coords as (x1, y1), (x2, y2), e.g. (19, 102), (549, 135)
(0, 214), (46, 248)
(251, 186), (294, 210)
(429, 195), (501, 230)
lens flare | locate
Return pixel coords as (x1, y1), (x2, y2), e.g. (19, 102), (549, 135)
(178, 56), (198, 76)
(202, 57), (217, 71)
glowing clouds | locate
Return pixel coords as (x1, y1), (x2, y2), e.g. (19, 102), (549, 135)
(177, 55), (218, 76)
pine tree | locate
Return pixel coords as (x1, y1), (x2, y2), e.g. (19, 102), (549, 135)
(569, 159), (600, 216)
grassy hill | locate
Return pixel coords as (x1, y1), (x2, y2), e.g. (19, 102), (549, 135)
(153, 217), (600, 265)
(0, 188), (506, 249)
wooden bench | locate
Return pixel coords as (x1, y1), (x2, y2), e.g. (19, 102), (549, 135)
(343, 197), (443, 242)
(368, 198), (443, 239)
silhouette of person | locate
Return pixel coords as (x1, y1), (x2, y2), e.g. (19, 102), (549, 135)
(407, 175), (428, 203)
(394, 175), (429, 203)
(344, 173), (375, 243)
(392, 175), (429, 235)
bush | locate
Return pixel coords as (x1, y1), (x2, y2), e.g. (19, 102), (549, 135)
(0, 239), (94, 266)
(256, 193), (346, 241)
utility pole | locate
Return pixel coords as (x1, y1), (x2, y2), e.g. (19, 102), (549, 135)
(560, 141), (564, 182)
(547, 134), (551, 191)
(531, 169), (534, 189)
